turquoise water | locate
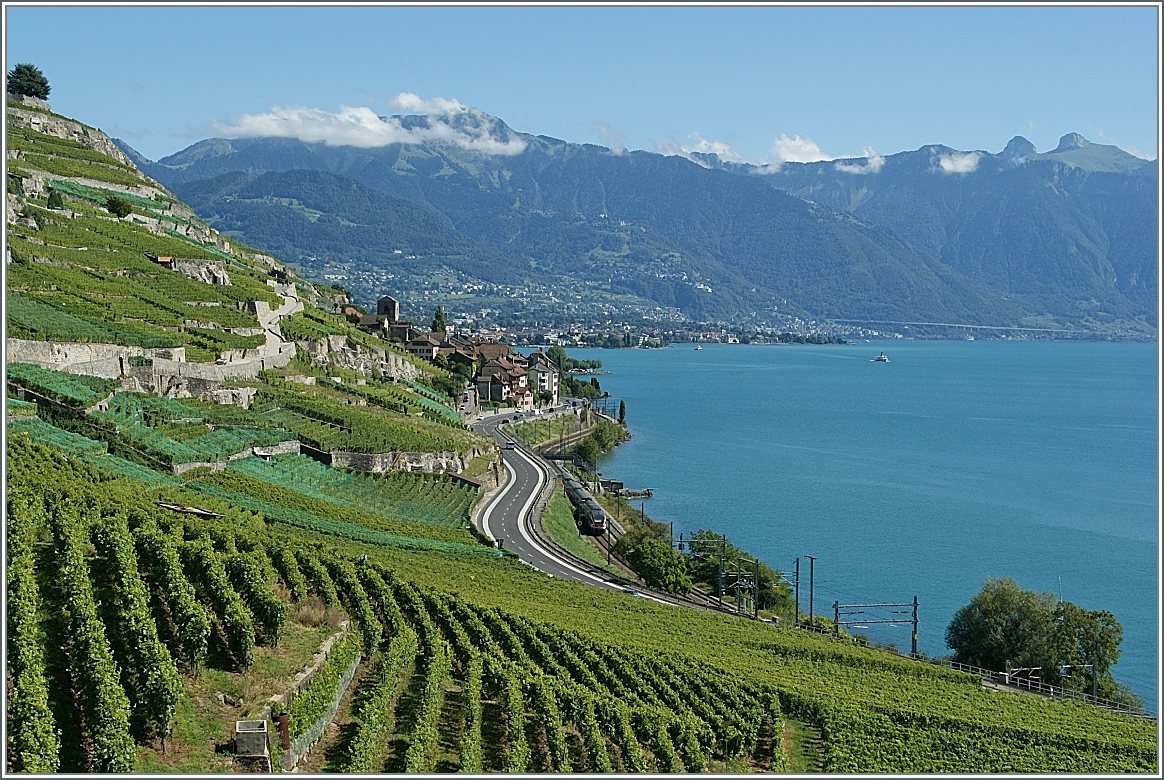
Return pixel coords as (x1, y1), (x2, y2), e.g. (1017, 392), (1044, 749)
(570, 340), (1159, 710)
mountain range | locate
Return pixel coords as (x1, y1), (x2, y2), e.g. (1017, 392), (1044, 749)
(117, 110), (1158, 335)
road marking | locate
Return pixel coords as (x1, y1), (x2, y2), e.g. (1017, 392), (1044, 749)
(507, 445), (617, 589)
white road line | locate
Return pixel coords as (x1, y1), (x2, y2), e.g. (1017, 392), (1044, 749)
(478, 429), (674, 603)
(478, 455), (515, 543)
(508, 445), (616, 589)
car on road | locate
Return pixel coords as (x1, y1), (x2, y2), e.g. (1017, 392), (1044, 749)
(504, 441), (515, 450)
(622, 588), (641, 598)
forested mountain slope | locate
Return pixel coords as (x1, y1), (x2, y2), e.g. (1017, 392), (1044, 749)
(124, 115), (1156, 334)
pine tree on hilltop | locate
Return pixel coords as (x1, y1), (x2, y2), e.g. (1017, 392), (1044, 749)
(7, 64), (50, 100)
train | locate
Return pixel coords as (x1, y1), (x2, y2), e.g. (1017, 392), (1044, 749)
(560, 472), (608, 536)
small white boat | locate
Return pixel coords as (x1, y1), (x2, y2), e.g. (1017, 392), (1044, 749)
(874, 352), (889, 362)
(694, 345), (703, 350)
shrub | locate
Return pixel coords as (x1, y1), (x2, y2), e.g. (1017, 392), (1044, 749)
(105, 196), (133, 218)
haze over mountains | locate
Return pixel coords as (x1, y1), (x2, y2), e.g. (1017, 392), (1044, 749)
(117, 107), (1158, 336)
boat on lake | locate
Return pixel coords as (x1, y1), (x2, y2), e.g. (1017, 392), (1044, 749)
(694, 345), (703, 350)
(874, 352), (889, 362)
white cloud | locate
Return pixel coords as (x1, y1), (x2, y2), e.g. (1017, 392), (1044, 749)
(653, 132), (744, 166)
(770, 133), (833, 164)
(212, 93), (526, 155)
(834, 146), (885, 174)
(937, 151), (981, 174)
(594, 118), (627, 154)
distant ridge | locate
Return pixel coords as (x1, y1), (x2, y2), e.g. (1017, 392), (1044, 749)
(117, 115), (1157, 336)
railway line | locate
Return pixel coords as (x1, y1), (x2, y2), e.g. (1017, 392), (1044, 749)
(470, 416), (739, 615)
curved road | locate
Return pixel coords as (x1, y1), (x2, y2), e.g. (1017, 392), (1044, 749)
(473, 418), (620, 589)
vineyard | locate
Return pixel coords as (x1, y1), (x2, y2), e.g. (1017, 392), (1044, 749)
(224, 454), (479, 529)
(6, 363), (484, 474)
(253, 384), (475, 455)
(5, 434), (1157, 774)
(6, 123), (289, 361)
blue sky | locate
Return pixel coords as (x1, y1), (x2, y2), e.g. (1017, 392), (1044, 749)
(4, 4), (1159, 163)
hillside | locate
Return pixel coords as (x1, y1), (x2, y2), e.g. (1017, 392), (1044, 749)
(723, 134), (1159, 331)
(121, 113), (1157, 336)
(5, 98), (1159, 773)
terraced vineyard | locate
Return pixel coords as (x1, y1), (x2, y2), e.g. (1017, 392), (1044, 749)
(224, 454), (478, 529)
(5, 434), (1157, 774)
(7, 363), (485, 472)
(254, 383), (477, 455)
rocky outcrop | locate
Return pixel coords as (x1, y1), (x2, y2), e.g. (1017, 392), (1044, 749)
(329, 449), (464, 474)
(7, 102), (139, 170)
(329, 444), (492, 475)
(171, 439), (301, 475)
(295, 334), (421, 383)
(7, 337), (295, 396)
(171, 257), (231, 286)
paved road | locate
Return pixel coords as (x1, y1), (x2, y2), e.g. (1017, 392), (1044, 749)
(472, 420), (638, 592)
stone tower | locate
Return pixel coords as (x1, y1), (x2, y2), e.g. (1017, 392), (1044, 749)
(377, 295), (400, 322)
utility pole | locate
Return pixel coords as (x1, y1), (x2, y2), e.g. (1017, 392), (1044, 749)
(794, 558), (800, 627)
(805, 555), (817, 629)
(730, 563), (740, 619)
(719, 535), (727, 610)
(911, 595), (918, 656)
(753, 558), (760, 620)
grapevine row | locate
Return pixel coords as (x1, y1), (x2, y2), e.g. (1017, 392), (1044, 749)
(179, 538), (255, 670)
(5, 491), (61, 773)
(487, 656), (530, 772)
(223, 552), (287, 647)
(51, 500), (137, 772)
(265, 540), (308, 602)
(90, 512), (183, 742)
(402, 638), (453, 772)
(323, 555), (382, 653)
(340, 627), (420, 772)
(133, 525), (212, 670)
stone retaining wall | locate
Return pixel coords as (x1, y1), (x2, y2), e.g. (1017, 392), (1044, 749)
(170, 440), (301, 475)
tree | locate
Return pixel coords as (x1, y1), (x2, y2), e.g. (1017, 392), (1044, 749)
(618, 400), (626, 424)
(46, 188), (64, 210)
(105, 196), (133, 218)
(574, 438), (600, 471)
(684, 529), (792, 614)
(946, 577), (1058, 675)
(7, 64), (50, 100)
(431, 306), (446, 334)
(946, 576), (1128, 697)
(432, 352), (449, 370)
(625, 538), (691, 596)
(546, 345), (569, 371)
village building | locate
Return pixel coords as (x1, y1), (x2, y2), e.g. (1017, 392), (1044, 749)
(526, 349), (560, 406)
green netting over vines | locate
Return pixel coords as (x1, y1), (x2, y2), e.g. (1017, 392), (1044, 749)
(225, 454), (477, 528)
(184, 481), (499, 557)
(7, 362), (119, 406)
(8, 416), (108, 457)
(5, 398), (40, 416)
(83, 453), (180, 487)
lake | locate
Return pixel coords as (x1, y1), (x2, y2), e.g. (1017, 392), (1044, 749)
(565, 340), (1159, 710)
